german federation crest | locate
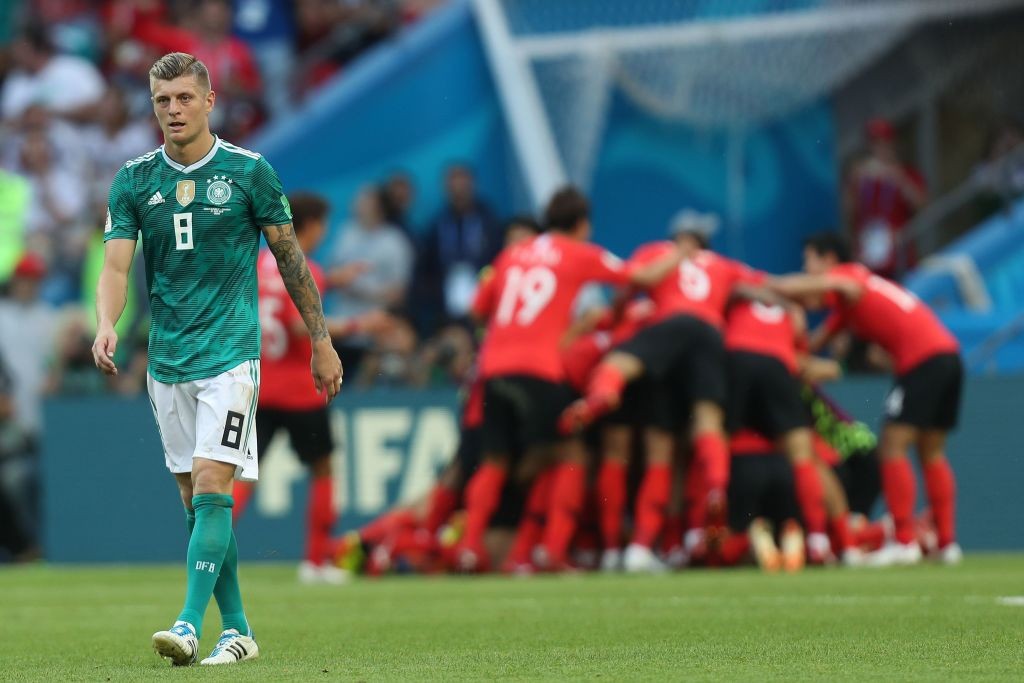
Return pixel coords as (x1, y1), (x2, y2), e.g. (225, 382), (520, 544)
(176, 180), (195, 207)
(207, 176), (233, 205)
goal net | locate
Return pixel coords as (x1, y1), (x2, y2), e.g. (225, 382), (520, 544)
(476, 0), (1024, 199)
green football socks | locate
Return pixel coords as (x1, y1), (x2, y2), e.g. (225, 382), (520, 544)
(214, 526), (249, 635)
(178, 494), (242, 637)
(183, 506), (250, 636)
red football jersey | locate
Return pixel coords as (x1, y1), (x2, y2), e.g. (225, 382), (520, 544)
(562, 299), (655, 392)
(629, 242), (754, 329)
(473, 233), (631, 382)
(257, 249), (328, 410)
(823, 263), (959, 375)
(725, 299), (799, 373)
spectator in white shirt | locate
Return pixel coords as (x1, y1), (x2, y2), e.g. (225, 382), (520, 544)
(1, 24), (105, 125)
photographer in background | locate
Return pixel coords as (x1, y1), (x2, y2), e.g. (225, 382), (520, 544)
(843, 118), (927, 280)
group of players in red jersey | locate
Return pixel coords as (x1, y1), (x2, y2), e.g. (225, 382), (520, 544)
(244, 185), (963, 581)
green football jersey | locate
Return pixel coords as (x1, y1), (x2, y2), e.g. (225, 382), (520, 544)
(105, 136), (292, 383)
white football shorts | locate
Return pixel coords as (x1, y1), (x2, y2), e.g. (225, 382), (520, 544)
(146, 359), (260, 482)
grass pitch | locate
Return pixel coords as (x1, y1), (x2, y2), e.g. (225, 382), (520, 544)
(2, 555), (1023, 681)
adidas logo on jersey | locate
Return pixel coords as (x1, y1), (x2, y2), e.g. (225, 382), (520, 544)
(148, 191), (165, 205)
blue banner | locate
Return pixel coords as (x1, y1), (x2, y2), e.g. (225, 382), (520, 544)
(42, 377), (1024, 562)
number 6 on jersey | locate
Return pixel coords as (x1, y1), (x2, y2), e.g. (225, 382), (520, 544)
(495, 265), (557, 326)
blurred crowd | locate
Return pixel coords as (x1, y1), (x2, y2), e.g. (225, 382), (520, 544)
(842, 116), (1024, 282)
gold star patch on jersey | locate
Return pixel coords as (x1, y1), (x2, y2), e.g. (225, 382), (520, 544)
(176, 180), (196, 207)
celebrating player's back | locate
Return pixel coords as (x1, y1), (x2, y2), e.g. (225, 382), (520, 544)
(630, 240), (753, 329)
(474, 234), (629, 381)
(818, 263), (958, 375)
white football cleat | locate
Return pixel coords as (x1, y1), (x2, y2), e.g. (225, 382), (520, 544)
(152, 621), (199, 666)
(599, 548), (622, 572)
(200, 629), (259, 666)
(937, 542), (963, 566)
(840, 547), (866, 567)
(298, 561), (350, 585)
(623, 543), (667, 574)
(865, 541), (922, 567)
(806, 532), (834, 565)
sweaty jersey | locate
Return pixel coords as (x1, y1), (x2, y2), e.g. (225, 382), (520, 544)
(725, 298), (800, 373)
(823, 263), (958, 374)
(257, 249), (326, 411)
(629, 242), (753, 328)
(106, 137), (291, 383)
(472, 233), (631, 382)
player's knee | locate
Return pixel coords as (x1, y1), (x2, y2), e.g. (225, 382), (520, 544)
(191, 459), (237, 495)
(602, 426), (632, 462)
(309, 457), (332, 479)
(916, 432), (947, 464)
(606, 351), (644, 380)
(879, 424), (916, 460)
(692, 402), (724, 435)
(174, 473), (194, 510)
(644, 428), (674, 465)
(781, 428), (815, 463)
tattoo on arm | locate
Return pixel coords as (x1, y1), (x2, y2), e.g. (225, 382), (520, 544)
(263, 223), (330, 342)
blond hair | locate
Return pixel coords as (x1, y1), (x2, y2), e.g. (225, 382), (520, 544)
(149, 52), (211, 91)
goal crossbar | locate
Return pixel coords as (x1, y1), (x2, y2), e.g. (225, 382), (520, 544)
(516, 0), (1024, 60)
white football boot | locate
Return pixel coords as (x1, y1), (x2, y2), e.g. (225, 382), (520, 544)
(200, 628), (260, 666)
(152, 621), (199, 666)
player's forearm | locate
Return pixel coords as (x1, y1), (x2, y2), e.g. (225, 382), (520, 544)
(629, 250), (684, 287)
(265, 225), (330, 342)
(767, 275), (825, 300)
(807, 325), (834, 354)
(96, 268), (129, 330)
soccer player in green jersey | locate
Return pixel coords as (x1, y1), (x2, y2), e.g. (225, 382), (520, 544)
(91, 52), (343, 667)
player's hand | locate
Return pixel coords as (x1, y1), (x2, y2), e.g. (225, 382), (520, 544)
(311, 338), (344, 402)
(92, 324), (119, 376)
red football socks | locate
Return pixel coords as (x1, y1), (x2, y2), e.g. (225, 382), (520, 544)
(829, 511), (855, 553)
(506, 468), (555, 569)
(461, 462), (507, 554)
(923, 457), (957, 548)
(424, 484), (459, 535)
(305, 476), (336, 565)
(596, 459), (628, 549)
(854, 520), (888, 550)
(882, 457), (917, 544)
(792, 461), (827, 535)
(541, 462), (586, 566)
(360, 508), (418, 546)
(632, 463), (672, 548)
